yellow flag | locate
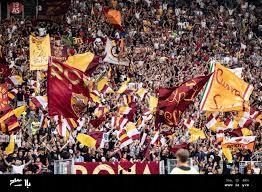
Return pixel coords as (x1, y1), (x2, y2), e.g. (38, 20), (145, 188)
(97, 78), (108, 91)
(90, 93), (101, 104)
(30, 35), (51, 70)
(13, 106), (26, 117)
(65, 52), (95, 72)
(241, 128), (252, 136)
(149, 96), (158, 112)
(188, 127), (206, 142)
(125, 122), (136, 132)
(136, 88), (147, 99)
(76, 133), (96, 148)
(200, 63), (253, 112)
(117, 78), (130, 94)
(5, 135), (15, 155)
(222, 147), (233, 163)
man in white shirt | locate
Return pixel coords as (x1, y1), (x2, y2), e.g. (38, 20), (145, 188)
(4, 157), (32, 174)
(170, 149), (199, 174)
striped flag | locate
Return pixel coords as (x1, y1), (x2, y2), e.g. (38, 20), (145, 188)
(8, 75), (23, 86)
(94, 105), (109, 118)
(30, 96), (48, 109)
(118, 106), (132, 115)
(205, 112), (219, 131)
(111, 116), (128, 130)
(117, 129), (133, 149)
(0, 106), (26, 132)
(97, 78), (114, 94)
(125, 122), (140, 140)
(76, 132), (104, 149)
(150, 131), (160, 145)
(238, 108), (261, 128)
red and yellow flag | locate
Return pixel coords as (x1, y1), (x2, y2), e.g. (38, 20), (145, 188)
(47, 58), (90, 119)
(65, 52), (100, 76)
(200, 63), (253, 112)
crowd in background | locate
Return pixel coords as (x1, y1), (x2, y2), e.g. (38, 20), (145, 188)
(0, 0), (261, 174)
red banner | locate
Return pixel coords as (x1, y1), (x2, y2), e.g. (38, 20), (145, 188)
(9, 2), (24, 15)
(156, 74), (212, 127)
(74, 162), (159, 174)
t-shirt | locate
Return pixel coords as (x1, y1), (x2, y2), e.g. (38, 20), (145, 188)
(170, 166), (199, 174)
(11, 165), (25, 174)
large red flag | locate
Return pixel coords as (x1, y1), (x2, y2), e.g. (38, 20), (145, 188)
(155, 74), (212, 127)
(47, 58), (90, 118)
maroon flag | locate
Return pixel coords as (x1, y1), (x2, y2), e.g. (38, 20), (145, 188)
(88, 131), (104, 149)
(156, 74), (212, 127)
(90, 116), (106, 128)
(170, 143), (189, 154)
(47, 58), (90, 119)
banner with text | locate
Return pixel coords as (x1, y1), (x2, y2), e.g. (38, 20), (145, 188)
(74, 162), (159, 174)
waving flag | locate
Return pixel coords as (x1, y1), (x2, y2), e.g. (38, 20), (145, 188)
(97, 78), (114, 94)
(5, 135), (15, 155)
(188, 127), (206, 142)
(103, 38), (129, 66)
(156, 74), (212, 127)
(221, 136), (256, 151)
(200, 63), (253, 112)
(30, 35), (51, 71)
(117, 129), (133, 149)
(8, 76), (23, 86)
(30, 96), (48, 109)
(47, 58), (90, 119)
(77, 132), (104, 149)
(104, 8), (123, 31)
(125, 122), (140, 140)
(237, 107), (261, 128)
(0, 106), (26, 132)
(65, 52), (100, 76)
(0, 83), (9, 111)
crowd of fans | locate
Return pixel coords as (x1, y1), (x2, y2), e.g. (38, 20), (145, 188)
(0, 0), (261, 174)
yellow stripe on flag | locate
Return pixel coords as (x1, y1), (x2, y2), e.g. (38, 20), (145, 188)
(117, 78), (130, 94)
(13, 106), (26, 118)
(97, 78), (108, 91)
(241, 128), (252, 136)
(90, 93), (101, 104)
(149, 96), (158, 112)
(125, 122), (136, 132)
(5, 135), (15, 155)
(222, 147), (233, 163)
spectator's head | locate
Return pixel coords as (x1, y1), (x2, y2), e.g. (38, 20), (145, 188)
(175, 149), (190, 165)
(15, 159), (22, 166)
